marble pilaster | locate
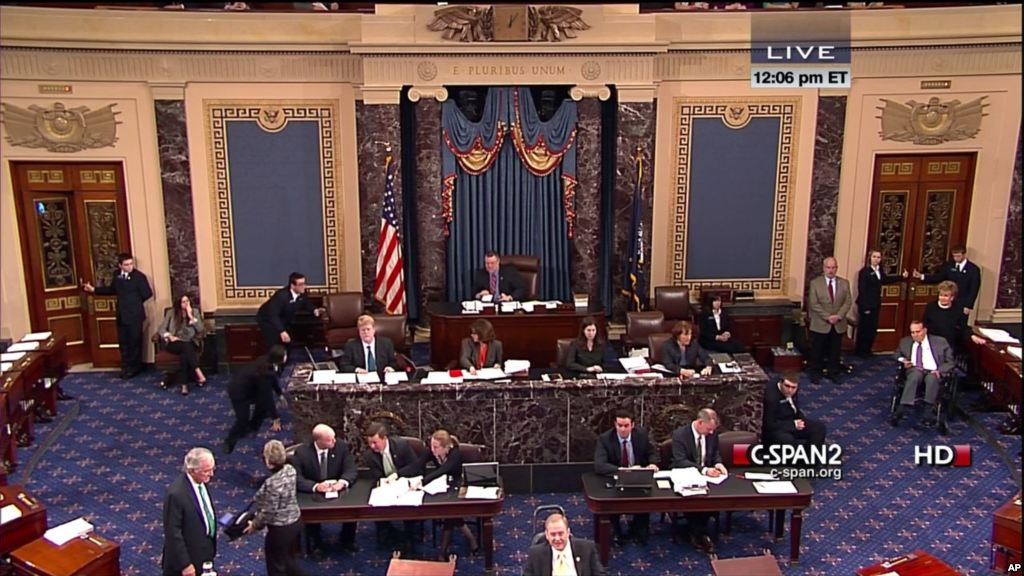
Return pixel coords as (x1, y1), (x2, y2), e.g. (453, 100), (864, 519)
(804, 95), (847, 291)
(413, 99), (447, 323)
(571, 99), (603, 302)
(154, 100), (199, 305)
(997, 126), (1022, 309)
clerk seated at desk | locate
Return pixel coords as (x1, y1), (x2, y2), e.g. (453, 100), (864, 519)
(363, 422), (420, 554)
(335, 315), (397, 376)
(459, 318), (504, 375)
(662, 321), (713, 379)
(564, 316), (612, 377)
(698, 295), (747, 354)
(471, 251), (526, 302)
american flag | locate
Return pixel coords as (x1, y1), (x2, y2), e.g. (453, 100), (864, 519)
(373, 155), (406, 314)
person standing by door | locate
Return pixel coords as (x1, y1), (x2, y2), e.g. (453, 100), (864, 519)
(82, 252), (153, 379)
(855, 249), (907, 357)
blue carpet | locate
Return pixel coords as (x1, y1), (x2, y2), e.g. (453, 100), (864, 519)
(16, 354), (1021, 575)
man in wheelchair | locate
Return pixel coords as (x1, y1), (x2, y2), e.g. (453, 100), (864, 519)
(891, 320), (956, 428)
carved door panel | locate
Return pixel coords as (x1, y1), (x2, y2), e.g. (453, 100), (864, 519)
(12, 163), (132, 367)
(866, 154), (975, 351)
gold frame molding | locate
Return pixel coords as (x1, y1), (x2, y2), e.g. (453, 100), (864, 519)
(667, 97), (799, 295)
(205, 100), (343, 306)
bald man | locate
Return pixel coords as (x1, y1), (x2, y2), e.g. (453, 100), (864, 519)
(292, 424), (359, 555)
(807, 257), (852, 384)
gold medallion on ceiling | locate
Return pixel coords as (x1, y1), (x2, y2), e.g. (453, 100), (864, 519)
(721, 104), (752, 129)
(256, 106), (288, 133)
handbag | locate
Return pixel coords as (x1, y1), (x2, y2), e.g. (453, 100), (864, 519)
(219, 501), (254, 541)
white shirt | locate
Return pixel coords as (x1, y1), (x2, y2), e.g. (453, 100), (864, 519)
(911, 338), (938, 371)
(691, 422), (707, 473)
(187, 474), (214, 538)
(777, 382), (798, 414)
(550, 540), (577, 576)
(618, 434), (634, 467)
(956, 259), (968, 273)
(871, 265), (881, 281)
(289, 289), (301, 303)
(712, 310), (722, 331)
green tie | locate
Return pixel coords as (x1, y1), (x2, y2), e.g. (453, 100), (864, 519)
(199, 483), (215, 538)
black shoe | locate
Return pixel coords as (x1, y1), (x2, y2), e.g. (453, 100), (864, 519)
(889, 406), (904, 427)
(690, 534), (714, 554)
(921, 415), (938, 427)
(35, 413), (53, 424)
(223, 440), (235, 454)
(57, 388), (74, 401)
(118, 371), (130, 379)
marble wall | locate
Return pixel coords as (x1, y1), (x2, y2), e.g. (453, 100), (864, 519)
(611, 101), (656, 321)
(803, 96), (847, 291)
(997, 126), (1022, 309)
(154, 100), (199, 305)
(354, 102), (402, 311)
(412, 99), (446, 323)
(571, 99), (603, 301)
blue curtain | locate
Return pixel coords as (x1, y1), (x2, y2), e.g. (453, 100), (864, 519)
(442, 87), (577, 302)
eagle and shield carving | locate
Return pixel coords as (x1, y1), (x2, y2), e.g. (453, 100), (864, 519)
(428, 5), (589, 42)
(876, 96), (988, 145)
(1, 102), (121, 153)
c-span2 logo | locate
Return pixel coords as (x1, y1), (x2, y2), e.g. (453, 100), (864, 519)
(913, 445), (971, 467)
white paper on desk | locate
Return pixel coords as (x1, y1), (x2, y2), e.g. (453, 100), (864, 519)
(596, 373), (628, 381)
(310, 370), (336, 383)
(385, 371), (409, 385)
(324, 491), (339, 500)
(464, 486), (500, 500)
(669, 467), (707, 489)
(422, 475), (449, 495)
(330, 373), (358, 384)
(356, 372), (381, 384)
(1008, 346), (1022, 360)
(369, 478), (422, 507)
(703, 473), (728, 485)
(0, 504), (23, 524)
(503, 359), (530, 374)
(650, 364), (676, 375)
(619, 356), (650, 373)
(628, 348), (649, 358)
(0, 363), (11, 374)
(979, 328), (1020, 344)
(752, 481), (798, 494)
(717, 362), (742, 374)
(465, 368), (506, 380)
(461, 300), (483, 313)
(652, 470), (673, 480)
(22, 332), (52, 342)
(422, 371), (458, 384)
(742, 472), (775, 480)
(44, 517), (93, 546)
(0, 352), (25, 363)
(6, 342), (39, 353)
(677, 487), (709, 497)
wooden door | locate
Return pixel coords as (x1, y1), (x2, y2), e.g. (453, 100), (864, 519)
(865, 154), (975, 351)
(11, 163), (132, 367)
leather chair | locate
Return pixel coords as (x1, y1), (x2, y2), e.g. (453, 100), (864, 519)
(655, 286), (694, 332)
(647, 333), (673, 365)
(323, 292), (363, 350)
(374, 314), (410, 355)
(502, 255), (539, 300)
(152, 307), (206, 386)
(625, 311), (664, 351)
(554, 337), (574, 369)
(400, 436), (427, 461)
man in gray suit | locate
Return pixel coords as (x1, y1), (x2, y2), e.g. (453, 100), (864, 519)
(522, 513), (605, 576)
(807, 257), (853, 384)
(892, 320), (955, 427)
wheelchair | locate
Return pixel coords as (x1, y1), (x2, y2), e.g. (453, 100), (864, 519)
(889, 360), (960, 435)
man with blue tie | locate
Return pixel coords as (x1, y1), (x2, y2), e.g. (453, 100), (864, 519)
(472, 251), (526, 302)
(892, 320), (955, 427)
(337, 315), (397, 375)
(593, 409), (657, 545)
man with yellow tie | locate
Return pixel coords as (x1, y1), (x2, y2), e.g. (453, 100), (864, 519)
(522, 512), (605, 576)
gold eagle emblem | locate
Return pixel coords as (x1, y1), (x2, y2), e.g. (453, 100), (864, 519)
(876, 96), (988, 145)
(2, 102), (121, 153)
(428, 5), (589, 43)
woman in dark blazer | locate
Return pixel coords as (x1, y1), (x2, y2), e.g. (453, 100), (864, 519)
(565, 316), (609, 376)
(459, 319), (503, 374)
(414, 429), (478, 560)
(661, 321), (712, 379)
(697, 295), (746, 354)
(244, 440), (305, 576)
(855, 249), (906, 357)
(157, 293), (206, 395)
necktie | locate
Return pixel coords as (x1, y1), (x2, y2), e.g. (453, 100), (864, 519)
(478, 342), (488, 369)
(915, 342), (923, 369)
(827, 279), (835, 303)
(489, 272), (497, 295)
(367, 346), (376, 372)
(621, 439), (630, 467)
(319, 450), (328, 479)
(382, 448), (396, 476)
(121, 272), (128, 280)
(697, 435), (705, 469)
(788, 397), (798, 414)
(198, 484), (215, 538)
(554, 553), (571, 576)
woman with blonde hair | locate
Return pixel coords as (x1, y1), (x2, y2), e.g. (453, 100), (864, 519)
(415, 429), (478, 560)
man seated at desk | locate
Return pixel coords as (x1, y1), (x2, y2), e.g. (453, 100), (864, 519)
(670, 408), (726, 555)
(593, 409), (657, 545)
(291, 424), (359, 556)
(335, 315), (397, 376)
(762, 372), (827, 448)
(522, 512), (605, 576)
(661, 321), (713, 379)
(363, 422), (420, 553)
(472, 251), (526, 302)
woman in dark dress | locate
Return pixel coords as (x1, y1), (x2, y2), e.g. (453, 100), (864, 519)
(698, 295), (746, 354)
(855, 249), (906, 357)
(922, 280), (966, 355)
(157, 293), (206, 395)
(414, 429), (478, 560)
(564, 316), (609, 376)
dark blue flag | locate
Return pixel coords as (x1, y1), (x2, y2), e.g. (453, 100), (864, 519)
(622, 155), (647, 311)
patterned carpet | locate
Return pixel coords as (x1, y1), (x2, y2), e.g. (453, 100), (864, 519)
(14, 354), (1020, 575)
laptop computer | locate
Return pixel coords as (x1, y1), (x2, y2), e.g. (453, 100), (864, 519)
(614, 467), (654, 490)
(304, 346), (338, 371)
(463, 462), (500, 487)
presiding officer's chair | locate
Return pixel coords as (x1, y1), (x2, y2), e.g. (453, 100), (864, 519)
(501, 255), (539, 300)
(654, 286), (695, 332)
(625, 311), (664, 352)
(324, 292), (364, 352)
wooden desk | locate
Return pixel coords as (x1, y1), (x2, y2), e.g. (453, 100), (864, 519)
(712, 553), (783, 576)
(25, 336), (68, 419)
(0, 485), (47, 556)
(991, 495), (1022, 570)
(428, 303), (604, 367)
(2, 369), (35, 448)
(10, 532), (119, 576)
(856, 549), (959, 575)
(387, 554), (457, 576)
(298, 482), (503, 571)
(581, 471), (813, 566)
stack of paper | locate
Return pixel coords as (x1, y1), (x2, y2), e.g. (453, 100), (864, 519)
(356, 372), (381, 384)
(0, 504), (23, 524)
(0, 352), (25, 363)
(44, 517), (94, 546)
(619, 356), (650, 374)
(499, 302), (519, 313)
(422, 475), (449, 495)
(503, 359), (530, 374)
(752, 481), (798, 494)
(465, 368), (506, 380)
(310, 370), (337, 383)
(464, 486), (500, 500)
(384, 371), (409, 385)
(5, 342), (38, 353)
(368, 478), (424, 507)
(0, 363), (12, 374)
(596, 373), (628, 381)
(979, 328), (1020, 344)
(1007, 346), (1022, 360)
(461, 301), (483, 314)
(422, 371), (462, 384)
(717, 361), (743, 374)
(21, 332), (53, 342)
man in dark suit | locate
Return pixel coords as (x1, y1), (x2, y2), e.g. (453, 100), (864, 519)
(82, 252), (153, 379)
(336, 314), (397, 375)
(762, 372), (827, 447)
(223, 345), (286, 454)
(472, 251), (526, 302)
(698, 295), (746, 354)
(292, 424), (359, 555)
(593, 409), (658, 545)
(363, 422), (420, 551)
(892, 320), (955, 427)
(671, 408), (726, 555)
(914, 245), (981, 318)
(807, 256), (853, 384)
(256, 272), (324, 349)
(162, 447), (216, 576)
(522, 513), (605, 576)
